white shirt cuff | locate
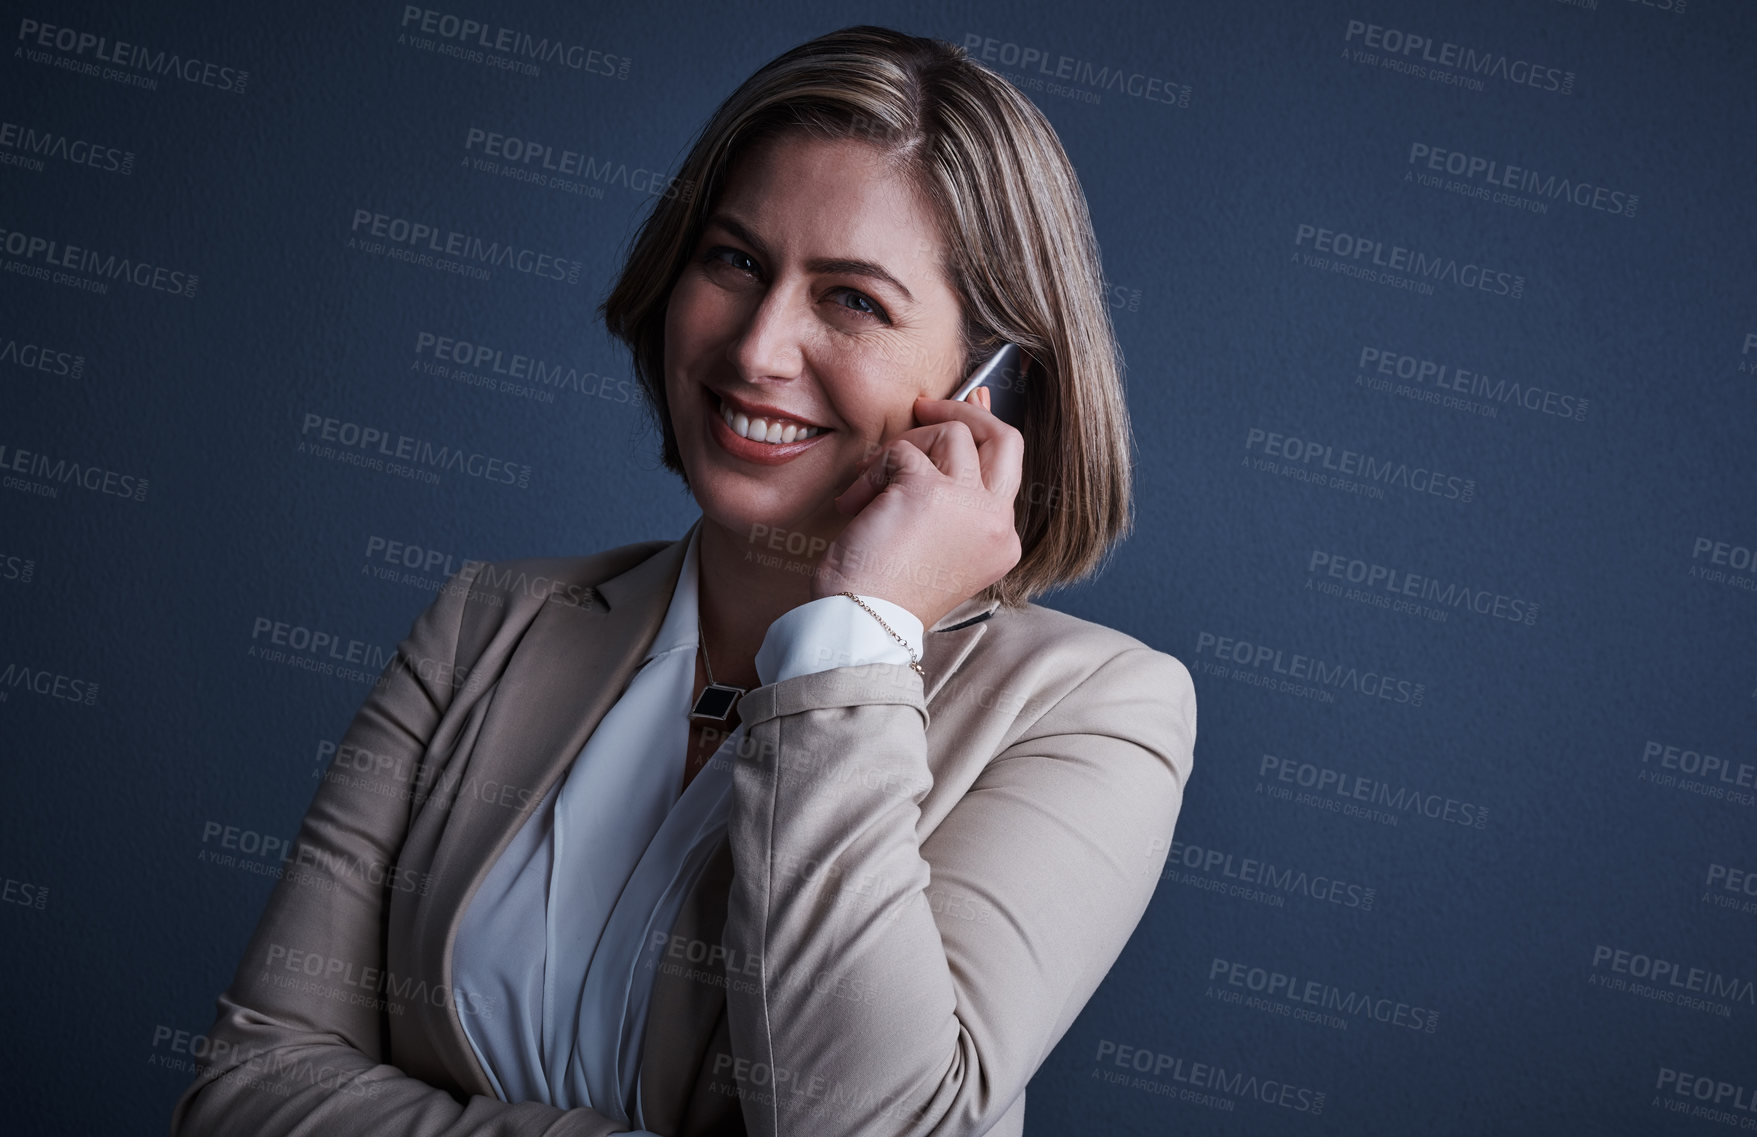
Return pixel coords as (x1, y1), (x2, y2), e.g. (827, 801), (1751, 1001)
(754, 594), (925, 686)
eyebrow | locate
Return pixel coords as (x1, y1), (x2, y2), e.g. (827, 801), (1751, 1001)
(706, 213), (916, 305)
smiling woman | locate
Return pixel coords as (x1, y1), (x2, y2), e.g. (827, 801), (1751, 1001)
(174, 24), (1195, 1137)
(657, 129), (988, 668)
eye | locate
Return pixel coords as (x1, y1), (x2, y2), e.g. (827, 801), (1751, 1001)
(703, 246), (761, 277)
(829, 287), (890, 323)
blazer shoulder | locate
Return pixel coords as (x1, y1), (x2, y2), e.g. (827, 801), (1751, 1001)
(990, 600), (1186, 673)
(974, 600), (1196, 724)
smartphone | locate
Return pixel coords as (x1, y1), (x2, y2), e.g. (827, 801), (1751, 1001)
(948, 343), (1028, 429)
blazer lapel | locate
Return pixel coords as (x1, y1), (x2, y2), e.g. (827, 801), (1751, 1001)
(414, 525), (695, 1095)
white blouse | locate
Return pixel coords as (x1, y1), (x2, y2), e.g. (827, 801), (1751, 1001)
(451, 522), (923, 1132)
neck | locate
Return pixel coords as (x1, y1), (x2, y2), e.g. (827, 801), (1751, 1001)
(695, 515), (822, 692)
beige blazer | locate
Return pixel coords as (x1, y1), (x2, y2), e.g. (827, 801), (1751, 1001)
(172, 524), (1196, 1137)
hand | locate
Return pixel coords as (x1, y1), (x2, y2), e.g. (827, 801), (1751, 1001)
(814, 385), (1024, 631)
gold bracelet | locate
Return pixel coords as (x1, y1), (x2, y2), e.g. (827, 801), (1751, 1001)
(837, 591), (925, 677)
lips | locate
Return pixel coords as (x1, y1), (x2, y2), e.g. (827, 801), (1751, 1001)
(710, 388), (831, 442)
(701, 385), (833, 465)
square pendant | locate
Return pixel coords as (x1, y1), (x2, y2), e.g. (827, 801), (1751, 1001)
(689, 683), (743, 722)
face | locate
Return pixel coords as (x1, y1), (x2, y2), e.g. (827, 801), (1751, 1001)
(662, 130), (967, 548)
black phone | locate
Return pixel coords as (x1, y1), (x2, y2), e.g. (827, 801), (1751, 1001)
(948, 343), (1029, 429)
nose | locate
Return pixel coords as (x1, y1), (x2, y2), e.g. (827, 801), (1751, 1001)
(726, 279), (808, 382)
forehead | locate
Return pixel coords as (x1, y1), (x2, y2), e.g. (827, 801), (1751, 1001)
(715, 132), (947, 274)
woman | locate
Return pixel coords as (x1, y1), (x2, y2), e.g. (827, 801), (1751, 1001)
(173, 25), (1196, 1137)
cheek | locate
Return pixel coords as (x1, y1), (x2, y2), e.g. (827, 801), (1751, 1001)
(665, 273), (719, 348)
(836, 356), (941, 441)
(662, 283), (696, 364)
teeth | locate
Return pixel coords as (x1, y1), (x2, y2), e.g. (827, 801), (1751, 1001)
(719, 395), (821, 444)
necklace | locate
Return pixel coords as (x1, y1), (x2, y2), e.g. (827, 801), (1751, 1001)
(689, 613), (745, 721)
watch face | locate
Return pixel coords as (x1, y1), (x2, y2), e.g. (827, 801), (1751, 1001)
(689, 684), (742, 722)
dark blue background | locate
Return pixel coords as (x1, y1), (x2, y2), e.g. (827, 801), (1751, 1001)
(4, 1), (1753, 1133)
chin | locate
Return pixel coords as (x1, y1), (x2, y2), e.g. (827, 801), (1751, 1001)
(685, 471), (840, 542)
(701, 486), (842, 538)
(675, 417), (848, 543)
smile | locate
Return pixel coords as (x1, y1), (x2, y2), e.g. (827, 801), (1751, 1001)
(715, 391), (826, 443)
(704, 387), (833, 465)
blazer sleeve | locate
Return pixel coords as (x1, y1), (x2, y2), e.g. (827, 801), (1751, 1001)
(720, 644), (1197, 1136)
(171, 568), (648, 1137)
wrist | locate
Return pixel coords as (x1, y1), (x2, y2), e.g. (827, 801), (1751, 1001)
(755, 594), (924, 686)
(835, 592), (925, 677)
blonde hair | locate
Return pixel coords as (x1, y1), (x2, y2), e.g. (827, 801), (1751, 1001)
(600, 25), (1133, 608)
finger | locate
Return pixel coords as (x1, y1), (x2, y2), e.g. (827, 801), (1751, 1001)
(835, 454), (884, 514)
(875, 418), (985, 488)
(834, 436), (941, 515)
(914, 393), (1018, 448)
(836, 439), (905, 514)
(912, 396), (1024, 497)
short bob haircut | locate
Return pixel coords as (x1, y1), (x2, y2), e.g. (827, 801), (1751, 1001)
(601, 24), (1133, 609)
